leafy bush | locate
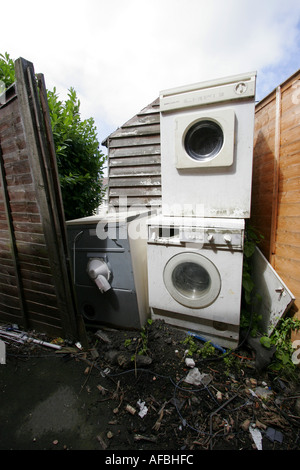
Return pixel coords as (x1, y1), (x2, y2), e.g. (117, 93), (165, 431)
(47, 87), (106, 220)
(0, 52), (15, 88)
(0, 52), (106, 220)
(260, 316), (300, 374)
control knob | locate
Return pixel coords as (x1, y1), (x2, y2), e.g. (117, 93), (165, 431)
(224, 234), (232, 243)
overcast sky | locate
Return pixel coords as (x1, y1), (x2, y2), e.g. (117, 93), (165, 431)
(1, 0), (300, 160)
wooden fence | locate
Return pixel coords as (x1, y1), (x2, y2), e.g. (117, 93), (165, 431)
(0, 58), (87, 344)
(251, 69), (300, 320)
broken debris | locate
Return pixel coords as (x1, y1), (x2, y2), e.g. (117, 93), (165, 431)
(1, 319), (299, 450)
(249, 424), (263, 450)
(185, 358), (195, 368)
(0, 326), (62, 350)
(137, 399), (148, 418)
(265, 427), (284, 444)
(184, 368), (213, 387)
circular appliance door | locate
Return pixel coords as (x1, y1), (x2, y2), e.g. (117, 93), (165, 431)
(163, 252), (221, 308)
(184, 119), (224, 161)
(175, 108), (235, 169)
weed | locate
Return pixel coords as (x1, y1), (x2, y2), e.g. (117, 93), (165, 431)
(182, 336), (201, 356)
(181, 335), (216, 358)
(128, 319), (153, 362)
(124, 338), (132, 348)
(222, 353), (240, 376)
(260, 316), (300, 375)
(198, 341), (216, 358)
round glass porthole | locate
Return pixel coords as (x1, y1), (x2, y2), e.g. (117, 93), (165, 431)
(184, 120), (224, 161)
(163, 252), (221, 308)
(172, 262), (210, 298)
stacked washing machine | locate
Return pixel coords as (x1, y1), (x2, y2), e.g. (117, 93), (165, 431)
(147, 72), (257, 349)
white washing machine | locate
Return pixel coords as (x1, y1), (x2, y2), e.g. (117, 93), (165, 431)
(160, 71), (256, 218)
(147, 215), (245, 349)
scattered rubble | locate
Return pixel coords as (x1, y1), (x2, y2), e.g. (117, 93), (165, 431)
(0, 325), (62, 350)
(1, 319), (300, 450)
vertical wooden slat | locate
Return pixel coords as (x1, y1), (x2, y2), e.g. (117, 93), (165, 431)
(36, 73), (88, 348)
(269, 86), (282, 266)
(36, 74), (67, 249)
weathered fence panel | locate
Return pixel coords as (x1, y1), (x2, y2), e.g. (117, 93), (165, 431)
(251, 69), (300, 322)
(0, 58), (86, 343)
(103, 98), (161, 210)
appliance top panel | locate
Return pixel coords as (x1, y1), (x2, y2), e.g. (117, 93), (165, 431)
(147, 215), (245, 230)
(66, 210), (151, 226)
(160, 71), (256, 113)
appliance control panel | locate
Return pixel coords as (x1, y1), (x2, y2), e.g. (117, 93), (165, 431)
(148, 225), (244, 249)
(179, 228), (205, 243)
(203, 230), (244, 248)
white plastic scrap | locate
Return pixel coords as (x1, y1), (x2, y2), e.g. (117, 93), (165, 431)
(137, 399), (148, 418)
(254, 386), (273, 400)
(249, 424), (263, 450)
(248, 386), (273, 401)
(185, 358), (195, 368)
(184, 367), (212, 386)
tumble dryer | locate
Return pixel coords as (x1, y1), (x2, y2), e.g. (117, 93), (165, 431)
(160, 71), (256, 218)
(66, 211), (150, 329)
(147, 215), (245, 349)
